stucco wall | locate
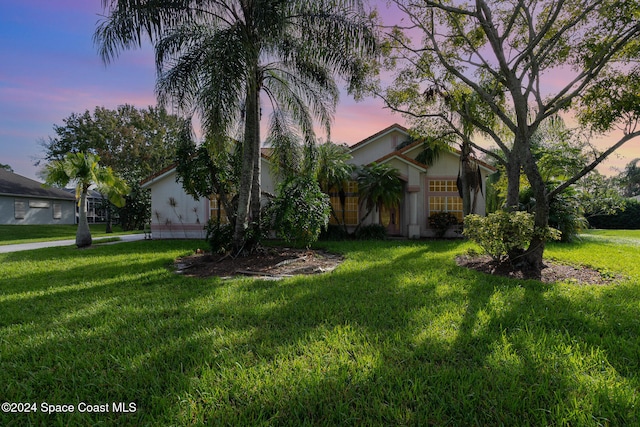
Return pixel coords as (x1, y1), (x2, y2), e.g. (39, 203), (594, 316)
(147, 172), (209, 239)
(348, 129), (409, 166)
(0, 196), (75, 225)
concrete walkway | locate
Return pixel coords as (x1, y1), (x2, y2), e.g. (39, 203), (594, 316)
(0, 233), (146, 253)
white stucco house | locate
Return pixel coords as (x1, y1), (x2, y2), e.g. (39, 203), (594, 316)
(141, 123), (495, 239)
(0, 168), (76, 225)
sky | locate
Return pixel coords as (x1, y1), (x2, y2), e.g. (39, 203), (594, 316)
(0, 1), (637, 182)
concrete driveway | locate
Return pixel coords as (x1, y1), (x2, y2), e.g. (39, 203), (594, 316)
(0, 233), (147, 253)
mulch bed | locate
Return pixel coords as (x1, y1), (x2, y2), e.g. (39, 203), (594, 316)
(175, 247), (344, 279)
(456, 254), (619, 285)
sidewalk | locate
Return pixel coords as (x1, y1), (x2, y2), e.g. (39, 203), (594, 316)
(0, 233), (146, 254)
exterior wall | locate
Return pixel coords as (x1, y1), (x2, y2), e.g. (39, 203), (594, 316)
(348, 129), (410, 166)
(147, 172), (209, 239)
(0, 195), (75, 225)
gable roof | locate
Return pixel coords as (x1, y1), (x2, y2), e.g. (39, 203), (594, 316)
(349, 123), (410, 152)
(0, 169), (75, 201)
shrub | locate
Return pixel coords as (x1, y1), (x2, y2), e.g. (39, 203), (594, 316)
(268, 176), (330, 247)
(355, 224), (387, 240)
(428, 211), (459, 238)
(588, 199), (640, 229)
(464, 211), (535, 262)
(205, 220), (234, 254)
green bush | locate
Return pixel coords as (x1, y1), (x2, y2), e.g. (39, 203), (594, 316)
(205, 220), (234, 254)
(588, 199), (640, 229)
(355, 224), (388, 240)
(465, 211), (560, 262)
(268, 176), (330, 247)
(428, 211), (459, 238)
(464, 211), (535, 262)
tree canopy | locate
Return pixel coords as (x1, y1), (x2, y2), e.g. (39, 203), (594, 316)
(374, 0), (640, 274)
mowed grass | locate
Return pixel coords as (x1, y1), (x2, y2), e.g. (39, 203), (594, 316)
(1, 235), (639, 426)
(0, 224), (138, 245)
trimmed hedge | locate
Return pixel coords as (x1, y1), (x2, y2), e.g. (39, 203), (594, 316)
(588, 200), (640, 229)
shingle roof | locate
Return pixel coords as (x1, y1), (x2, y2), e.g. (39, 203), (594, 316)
(0, 169), (75, 200)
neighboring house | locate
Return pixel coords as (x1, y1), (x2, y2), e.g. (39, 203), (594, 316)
(0, 168), (75, 225)
(141, 123), (496, 239)
(62, 188), (108, 224)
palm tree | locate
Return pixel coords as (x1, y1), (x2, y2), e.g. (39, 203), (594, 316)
(95, 0), (376, 251)
(355, 162), (403, 230)
(315, 141), (355, 231)
(42, 152), (129, 248)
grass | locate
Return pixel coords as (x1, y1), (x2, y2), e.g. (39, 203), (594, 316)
(0, 224), (139, 245)
(1, 234), (639, 426)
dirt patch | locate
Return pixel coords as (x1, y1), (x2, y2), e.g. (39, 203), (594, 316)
(456, 254), (619, 285)
(175, 247), (344, 279)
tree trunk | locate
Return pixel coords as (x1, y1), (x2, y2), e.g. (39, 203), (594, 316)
(250, 85), (261, 239)
(232, 67), (260, 251)
(521, 144), (550, 277)
(76, 186), (93, 248)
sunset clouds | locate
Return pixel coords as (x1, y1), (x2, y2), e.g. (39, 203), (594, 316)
(0, 1), (635, 181)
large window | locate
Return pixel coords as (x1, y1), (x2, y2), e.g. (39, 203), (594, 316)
(428, 179), (463, 223)
(328, 181), (359, 226)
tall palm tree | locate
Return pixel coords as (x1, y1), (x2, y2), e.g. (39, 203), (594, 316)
(356, 162), (403, 229)
(42, 152), (129, 248)
(95, 0), (376, 251)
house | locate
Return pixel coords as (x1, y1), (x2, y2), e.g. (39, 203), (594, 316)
(343, 123), (495, 238)
(140, 154), (278, 239)
(62, 188), (108, 224)
(141, 123), (495, 239)
(0, 168), (76, 225)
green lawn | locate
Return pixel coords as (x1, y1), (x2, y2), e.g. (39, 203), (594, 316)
(1, 235), (639, 426)
(0, 224), (140, 245)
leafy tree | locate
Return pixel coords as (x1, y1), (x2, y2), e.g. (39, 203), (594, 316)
(374, 0), (640, 275)
(577, 171), (626, 219)
(39, 105), (189, 229)
(0, 163), (13, 172)
(42, 152), (129, 248)
(620, 158), (640, 197)
(95, 0), (377, 252)
(356, 162), (403, 231)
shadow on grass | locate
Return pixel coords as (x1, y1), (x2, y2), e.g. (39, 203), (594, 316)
(1, 240), (638, 426)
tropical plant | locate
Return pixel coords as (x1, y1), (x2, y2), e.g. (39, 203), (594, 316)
(42, 152), (129, 248)
(314, 141), (355, 231)
(95, 0), (376, 252)
(355, 162), (403, 231)
(268, 176), (331, 248)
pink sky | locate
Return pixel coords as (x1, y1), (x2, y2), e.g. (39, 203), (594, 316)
(0, 0), (637, 181)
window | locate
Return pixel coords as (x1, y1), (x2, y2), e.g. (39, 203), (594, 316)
(53, 202), (62, 219)
(328, 181), (359, 226)
(428, 179), (463, 223)
(14, 200), (26, 219)
(209, 195), (228, 224)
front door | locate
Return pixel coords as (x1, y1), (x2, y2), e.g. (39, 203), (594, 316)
(380, 205), (401, 235)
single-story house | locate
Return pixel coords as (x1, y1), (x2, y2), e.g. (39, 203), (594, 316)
(141, 123), (495, 239)
(62, 188), (108, 224)
(0, 168), (76, 225)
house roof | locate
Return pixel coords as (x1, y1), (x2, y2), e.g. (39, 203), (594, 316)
(399, 140), (497, 173)
(349, 123), (410, 152)
(0, 169), (75, 201)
